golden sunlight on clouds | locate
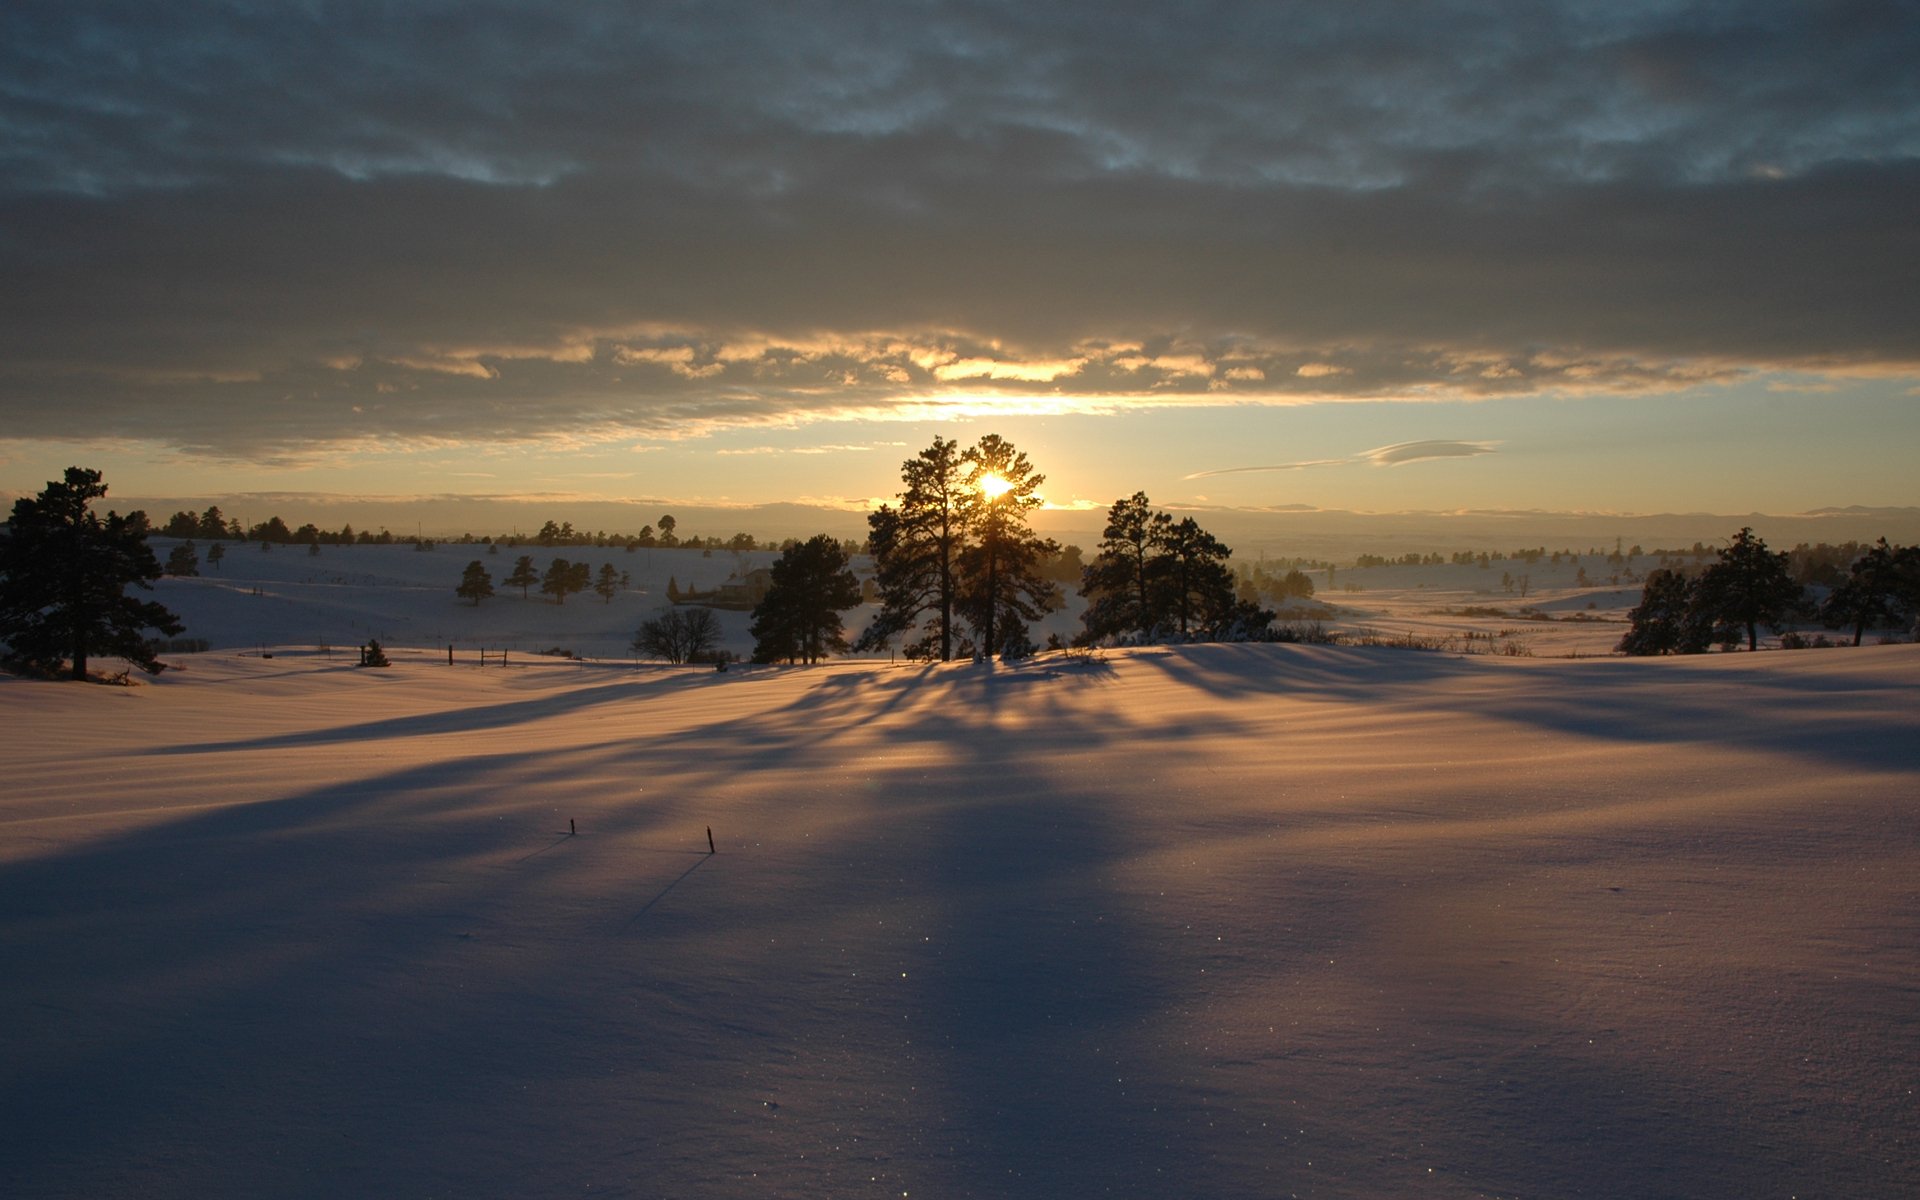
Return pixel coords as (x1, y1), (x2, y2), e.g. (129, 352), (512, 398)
(932, 356), (1086, 383)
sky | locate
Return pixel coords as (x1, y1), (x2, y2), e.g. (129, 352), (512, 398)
(3, 1), (1918, 525)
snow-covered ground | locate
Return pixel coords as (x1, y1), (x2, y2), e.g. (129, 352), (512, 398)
(143, 540), (1687, 661)
(4, 632), (1916, 1197)
(143, 540), (1093, 660)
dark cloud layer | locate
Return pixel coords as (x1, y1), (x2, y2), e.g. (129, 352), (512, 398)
(3, 2), (1917, 455)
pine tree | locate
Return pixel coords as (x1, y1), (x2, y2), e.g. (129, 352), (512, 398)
(0, 467), (183, 680)
(857, 436), (970, 660)
(1154, 517), (1236, 638)
(541, 558), (589, 604)
(1618, 568), (1706, 655)
(166, 541), (200, 577)
(595, 563), (620, 604)
(457, 560), (494, 606)
(207, 542), (226, 572)
(1691, 527), (1803, 651)
(751, 534), (861, 663)
(1820, 538), (1919, 646)
(955, 434), (1058, 657)
(1080, 492), (1169, 641)
(505, 554), (539, 598)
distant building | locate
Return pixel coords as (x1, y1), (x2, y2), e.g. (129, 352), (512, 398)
(668, 567), (772, 611)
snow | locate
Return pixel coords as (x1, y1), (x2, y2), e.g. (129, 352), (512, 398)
(142, 539), (1659, 662)
(141, 540), (1092, 660)
(3, 552), (1917, 1197)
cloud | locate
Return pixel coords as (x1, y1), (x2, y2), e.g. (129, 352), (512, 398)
(1185, 440), (1497, 479)
(1, 3), (1917, 457)
(1359, 440), (1500, 467)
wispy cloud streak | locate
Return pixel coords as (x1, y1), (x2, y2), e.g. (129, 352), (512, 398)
(1185, 440), (1498, 480)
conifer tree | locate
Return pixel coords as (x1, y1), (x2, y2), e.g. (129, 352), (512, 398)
(594, 563), (620, 604)
(505, 554), (539, 598)
(166, 541), (200, 577)
(955, 434), (1058, 657)
(857, 436), (970, 659)
(1080, 492), (1169, 641)
(207, 542), (226, 572)
(1618, 568), (1706, 655)
(751, 534), (861, 663)
(1153, 517), (1236, 638)
(0, 467), (183, 679)
(1691, 527), (1803, 651)
(1820, 538), (1919, 646)
(541, 558), (589, 604)
(457, 560), (494, 606)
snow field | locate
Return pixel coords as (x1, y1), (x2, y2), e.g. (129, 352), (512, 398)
(2, 642), (1916, 1197)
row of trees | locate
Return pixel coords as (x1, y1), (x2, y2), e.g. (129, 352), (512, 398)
(22, 466), (1914, 681)
(752, 439), (1276, 662)
(1078, 492), (1272, 643)
(160, 504), (865, 556)
(1619, 529), (1919, 654)
(463, 557), (630, 606)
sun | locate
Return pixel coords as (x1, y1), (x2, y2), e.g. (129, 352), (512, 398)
(976, 472), (1014, 500)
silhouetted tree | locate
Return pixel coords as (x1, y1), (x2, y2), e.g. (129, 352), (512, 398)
(197, 506), (228, 540)
(505, 554), (539, 598)
(1155, 517), (1236, 638)
(165, 541), (200, 577)
(457, 560), (494, 606)
(360, 639), (390, 667)
(857, 436), (969, 660)
(1691, 527), (1803, 651)
(540, 558), (590, 604)
(632, 607), (722, 663)
(1078, 496), (1260, 643)
(657, 514), (678, 547)
(0, 467), (183, 680)
(1276, 568), (1316, 600)
(1816, 538), (1918, 646)
(206, 542), (225, 572)
(594, 563), (620, 604)
(1618, 568), (1709, 655)
(956, 434), (1058, 657)
(249, 515), (293, 543)
(751, 534), (861, 663)
(1080, 492), (1169, 641)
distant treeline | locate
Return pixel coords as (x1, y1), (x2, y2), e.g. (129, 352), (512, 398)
(1351, 540), (1889, 585)
(157, 505), (1891, 590)
(157, 507), (860, 554)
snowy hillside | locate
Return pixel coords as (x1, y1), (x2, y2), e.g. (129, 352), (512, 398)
(143, 540), (1681, 661)
(4, 641), (1916, 1197)
(146, 540), (1092, 660)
